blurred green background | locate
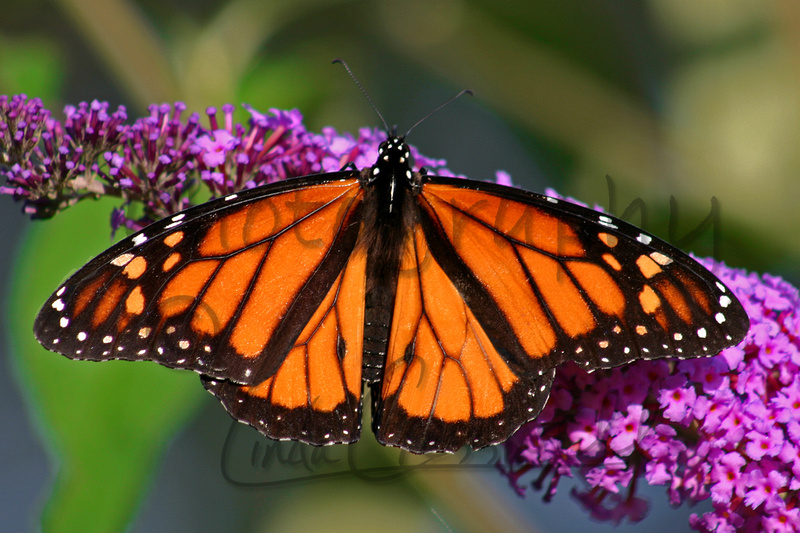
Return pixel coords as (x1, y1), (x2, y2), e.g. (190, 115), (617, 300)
(1, 1), (797, 532)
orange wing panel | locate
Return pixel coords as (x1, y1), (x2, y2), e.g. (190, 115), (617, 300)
(420, 192), (558, 359)
(205, 247), (366, 446)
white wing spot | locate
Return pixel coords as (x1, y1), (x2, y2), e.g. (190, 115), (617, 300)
(111, 252), (135, 267)
(138, 327), (152, 339)
(649, 251), (673, 266)
(716, 282), (726, 292)
(172, 213), (185, 222)
(138, 349), (147, 355)
(60, 317), (69, 327)
(102, 335), (113, 344)
(245, 369), (252, 377)
(164, 220), (182, 230)
(52, 299), (65, 311)
(132, 234), (148, 246)
(56, 287), (66, 297)
(600, 357), (610, 363)
(674, 332), (683, 341)
(546, 197), (558, 204)
(225, 193), (238, 201)
(157, 346), (164, 355)
(637, 233), (652, 245)
(598, 216), (618, 229)
(166, 326), (176, 334)
(697, 328), (707, 338)
(178, 340), (190, 349)
(720, 295), (731, 308)
(715, 312), (726, 324)
(77, 331), (87, 341)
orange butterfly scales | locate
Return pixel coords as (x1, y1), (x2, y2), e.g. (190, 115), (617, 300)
(16, 95), (748, 454)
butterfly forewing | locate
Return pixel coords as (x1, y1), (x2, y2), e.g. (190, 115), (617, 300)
(35, 174), (364, 386)
(415, 178), (749, 376)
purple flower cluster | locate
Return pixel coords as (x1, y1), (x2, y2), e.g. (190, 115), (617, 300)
(0, 95), (457, 231)
(0, 95), (127, 218)
(503, 255), (800, 531)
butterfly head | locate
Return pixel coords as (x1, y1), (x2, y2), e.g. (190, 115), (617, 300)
(370, 134), (415, 185)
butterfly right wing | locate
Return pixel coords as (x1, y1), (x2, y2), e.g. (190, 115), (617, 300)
(35, 174), (365, 387)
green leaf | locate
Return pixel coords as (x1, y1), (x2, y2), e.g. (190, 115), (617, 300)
(9, 198), (205, 532)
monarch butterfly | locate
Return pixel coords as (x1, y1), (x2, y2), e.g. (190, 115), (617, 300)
(33, 111), (749, 454)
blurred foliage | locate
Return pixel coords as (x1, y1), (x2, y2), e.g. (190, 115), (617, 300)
(2, 0), (798, 532)
(10, 198), (203, 532)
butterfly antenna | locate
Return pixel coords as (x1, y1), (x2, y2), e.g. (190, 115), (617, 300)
(332, 59), (390, 132)
(403, 89), (473, 139)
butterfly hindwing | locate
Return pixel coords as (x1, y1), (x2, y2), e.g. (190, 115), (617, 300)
(34, 173), (365, 386)
(203, 247), (367, 446)
(372, 224), (555, 453)
(415, 177), (749, 376)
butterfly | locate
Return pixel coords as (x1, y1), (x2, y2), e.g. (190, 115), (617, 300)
(33, 128), (749, 454)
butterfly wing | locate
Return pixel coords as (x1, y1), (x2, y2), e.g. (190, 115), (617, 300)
(417, 178), (748, 372)
(202, 246), (367, 445)
(372, 223), (555, 453)
(373, 176), (748, 454)
(34, 173), (365, 387)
